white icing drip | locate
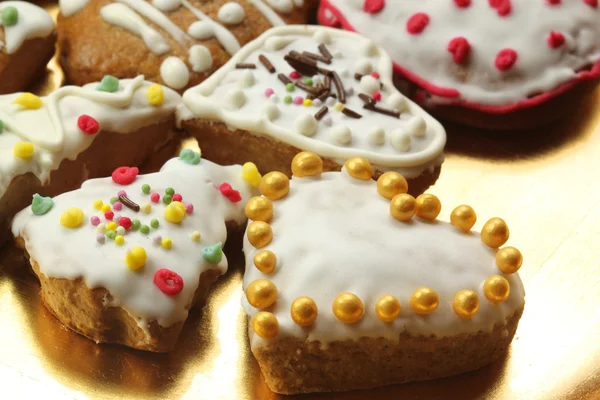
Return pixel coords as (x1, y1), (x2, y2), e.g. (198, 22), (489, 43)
(12, 158), (255, 328)
(100, 3), (170, 55)
(265, 0), (294, 14)
(189, 44), (213, 73)
(160, 56), (190, 89)
(248, 0), (287, 26)
(0, 2), (54, 54)
(59, 0), (89, 17)
(242, 169), (526, 346)
(151, 0), (182, 12)
(0, 77), (181, 200)
(180, 26), (446, 177)
(328, 0), (600, 105)
(217, 2), (246, 26)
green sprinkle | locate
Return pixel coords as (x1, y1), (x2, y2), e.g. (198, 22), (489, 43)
(0, 120), (4, 133)
(131, 219), (141, 231)
(150, 219), (159, 229)
(142, 184), (151, 194)
(163, 195), (172, 204)
(96, 75), (119, 93)
(110, 196), (118, 205)
(202, 242), (223, 264)
(31, 194), (53, 216)
(284, 95), (293, 104)
(179, 149), (201, 165)
(285, 83), (295, 92)
(1, 7), (19, 27)
(106, 230), (117, 240)
(303, 77), (313, 86)
(165, 187), (175, 196)
(140, 225), (150, 235)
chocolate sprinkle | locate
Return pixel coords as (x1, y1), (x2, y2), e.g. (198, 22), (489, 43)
(315, 106), (329, 121)
(358, 93), (376, 105)
(295, 80), (320, 95)
(236, 63), (256, 69)
(302, 51), (331, 64)
(278, 73), (292, 85)
(259, 55), (275, 73)
(317, 90), (331, 102)
(364, 103), (401, 119)
(331, 71), (346, 103)
(285, 52), (319, 76)
(354, 73), (364, 81)
(324, 76), (331, 91)
(318, 43), (333, 62)
(342, 107), (362, 119)
(119, 195), (140, 212)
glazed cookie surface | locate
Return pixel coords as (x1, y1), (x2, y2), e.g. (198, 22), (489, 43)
(181, 25), (446, 179)
(320, 0), (600, 111)
(58, 0), (318, 91)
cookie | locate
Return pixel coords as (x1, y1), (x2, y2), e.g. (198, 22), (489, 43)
(0, 76), (181, 246)
(180, 25), (446, 194)
(57, 0), (318, 92)
(12, 152), (256, 352)
(0, 1), (56, 94)
(319, 0), (600, 130)
(242, 153), (525, 394)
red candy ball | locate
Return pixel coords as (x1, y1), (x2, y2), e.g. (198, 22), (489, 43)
(546, 0), (561, 4)
(112, 166), (139, 186)
(119, 217), (132, 230)
(219, 183), (242, 203)
(454, 0), (471, 7)
(448, 37), (471, 64)
(364, 0), (385, 14)
(151, 193), (160, 203)
(172, 194), (183, 202)
(495, 49), (518, 71)
(104, 211), (114, 221)
(489, 0), (511, 16)
(407, 13), (430, 35)
(547, 31), (565, 48)
(584, 0), (597, 7)
(289, 71), (301, 79)
(77, 115), (99, 135)
(370, 72), (380, 79)
(154, 268), (184, 296)
(372, 92), (382, 101)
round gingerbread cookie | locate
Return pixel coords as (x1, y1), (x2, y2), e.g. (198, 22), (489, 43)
(57, 0), (319, 92)
(319, 0), (600, 130)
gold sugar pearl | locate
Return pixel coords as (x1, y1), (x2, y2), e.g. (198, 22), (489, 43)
(247, 221), (273, 249)
(254, 250), (277, 274)
(390, 193), (416, 222)
(246, 279), (278, 309)
(481, 217), (510, 248)
(484, 275), (510, 303)
(377, 172), (408, 200)
(375, 295), (401, 322)
(415, 194), (442, 221)
(496, 246), (523, 274)
(410, 287), (439, 315)
(450, 205), (477, 232)
(245, 196), (273, 222)
(332, 292), (364, 324)
(259, 172), (290, 201)
(252, 311), (279, 339)
(291, 152), (323, 178)
(290, 296), (318, 327)
(452, 290), (480, 319)
(344, 157), (373, 180)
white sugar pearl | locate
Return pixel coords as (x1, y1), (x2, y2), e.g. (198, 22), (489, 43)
(325, 97), (336, 106)
(368, 127), (385, 145)
(97, 223), (107, 234)
(239, 70), (255, 88)
(312, 98), (323, 107)
(263, 103), (280, 121)
(116, 226), (126, 236)
(322, 116), (333, 126)
(406, 116), (427, 137)
(189, 45), (213, 73)
(386, 92), (407, 112)
(270, 94), (280, 103)
(153, 235), (163, 246)
(361, 40), (378, 56)
(160, 56), (190, 90)
(265, 36), (293, 51)
(313, 29), (332, 44)
(188, 21), (214, 40)
(330, 125), (352, 145)
(226, 89), (246, 109)
(217, 2), (246, 25)
(360, 75), (380, 94)
(296, 114), (318, 136)
(354, 59), (373, 75)
(391, 129), (412, 152)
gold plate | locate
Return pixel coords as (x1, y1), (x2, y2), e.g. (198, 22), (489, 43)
(1, 2), (600, 399)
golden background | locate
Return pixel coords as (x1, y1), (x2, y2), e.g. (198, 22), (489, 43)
(1, 2), (600, 399)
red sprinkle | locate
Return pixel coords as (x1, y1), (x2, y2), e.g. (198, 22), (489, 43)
(583, 0), (597, 7)
(289, 71), (301, 79)
(119, 217), (132, 230)
(546, 0), (561, 4)
(370, 72), (380, 79)
(104, 211), (114, 221)
(454, 0), (471, 7)
(172, 194), (183, 202)
(495, 49), (518, 71)
(447, 37), (471, 64)
(372, 92), (382, 101)
(77, 115), (99, 135)
(154, 268), (184, 296)
(547, 31), (566, 48)
(489, 0), (511, 16)
(111, 166), (139, 186)
(151, 193), (160, 203)
(407, 13), (430, 35)
(219, 183), (242, 203)
(363, 0), (385, 14)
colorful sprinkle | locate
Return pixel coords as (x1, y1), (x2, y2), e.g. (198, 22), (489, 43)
(190, 231), (201, 242)
(104, 210), (114, 220)
(151, 219), (160, 229)
(242, 162), (262, 188)
(334, 102), (344, 111)
(112, 201), (123, 211)
(161, 237), (173, 249)
(185, 203), (194, 214)
(112, 166), (139, 186)
(0, 120), (4, 133)
(219, 183), (242, 203)
(153, 235), (163, 246)
(154, 268), (184, 296)
(93, 199), (103, 210)
(495, 48), (518, 71)
(117, 190), (127, 197)
(97, 223), (107, 234)
(90, 216), (100, 226)
(97, 75), (119, 93)
(96, 235), (106, 244)
(116, 226), (126, 236)
(313, 99), (323, 107)
(364, 0), (385, 13)
(151, 193), (160, 203)
(142, 184), (151, 194)
(264, 88), (274, 97)
(125, 246), (147, 270)
(164, 201), (186, 223)
(284, 95), (293, 104)
(286, 83), (295, 92)
(147, 84), (165, 106)
(115, 235), (125, 245)
(106, 230), (117, 240)
(1, 6), (19, 26)
(303, 99), (313, 107)
(140, 225), (150, 235)
(303, 77), (314, 86)
(131, 219), (141, 231)
(172, 194), (183, 202)
(31, 194), (53, 216)
(113, 214), (122, 223)
(13, 93), (42, 109)
(107, 222), (117, 231)
(407, 12), (430, 35)
(110, 197), (118, 205)
(179, 149), (201, 165)
(373, 92), (382, 102)
(203, 242), (223, 264)
(165, 187), (175, 196)
(77, 115), (99, 135)
(370, 72), (381, 79)
(289, 71), (301, 79)
(60, 208), (84, 228)
(119, 217), (132, 230)
(270, 95), (279, 103)
(141, 203), (152, 214)
(448, 37), (471, 64)
(101, 204), (112, 213)
(326, 97), (336, 106)
(163, 195), (172, 204)
(293, 96), (303, 105)
(13, 142), (34, 159)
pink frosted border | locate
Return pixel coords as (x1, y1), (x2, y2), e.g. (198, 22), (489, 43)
(318, 0), (600, 114)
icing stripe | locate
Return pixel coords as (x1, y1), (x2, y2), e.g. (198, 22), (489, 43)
(265, 0), (294, 14)
(249, 0), (287, 26)
(59, 0), (89, 17)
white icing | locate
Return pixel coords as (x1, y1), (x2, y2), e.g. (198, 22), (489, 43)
(100, 3), (170, 55)
(327, 0), (600, 106)
(152, 0), (182, 12)
(160, 56), (190, 89)
(189, 45), (213, 73)
(360, 75), (380, 94)
(180, 26), (446, 178)
(265, 0), (294, 14)
(13, 158), (255, 328)
(0, 77), (181, 201)
(242, 169), (526, 346)
(0, 2), (54, 54)
(188, 21), (215, 40)
(59, 0), (89, 17)
(313, 29), (332, 45)
(248, 0), (287, 27)
(217, 2), (246, 26)
(181, 0), (240, 55)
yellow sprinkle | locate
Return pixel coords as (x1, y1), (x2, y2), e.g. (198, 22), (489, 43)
(14, 93), (42, 109)
(161, 237), (173, 249)
(333, 102), (344, 112)
(101, 204), (112, 213)
(115, 235), (125, 245)
(147, 84), (164, 106)
(303, 99), (313, 107)
(93, 199), (103, 210)
(107, 222), (117, 231)
(125, 246), (146, 270)
(190, 231), (201, 242)
(13, 142), (34, 159)
(242, 162), (262, 188)
(60, 207), (84, 229)
(141, 203), (152, 214)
